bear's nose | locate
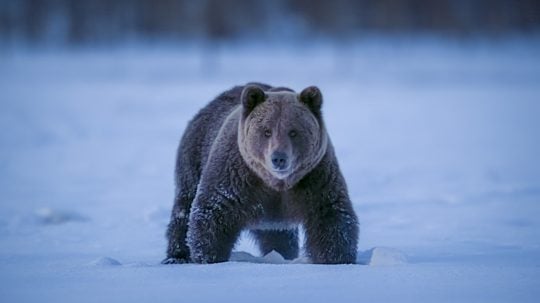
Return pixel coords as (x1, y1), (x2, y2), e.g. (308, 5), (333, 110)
(271, 151), (289, 170)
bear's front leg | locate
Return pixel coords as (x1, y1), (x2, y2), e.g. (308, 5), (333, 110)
(187, 194), (244, 264)
(162, 193), (193, 264)
(304, 200), (358, 264)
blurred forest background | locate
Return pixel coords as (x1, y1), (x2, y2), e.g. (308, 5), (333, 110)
(1, 0), (539, 46)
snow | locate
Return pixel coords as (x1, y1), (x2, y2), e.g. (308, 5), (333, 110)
(1, 38), (540, 302)
(357, 247), (408, 266)
(88, 257), (123, 267)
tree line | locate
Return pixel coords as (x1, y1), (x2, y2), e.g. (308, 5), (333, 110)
(1, 0), (539, 45)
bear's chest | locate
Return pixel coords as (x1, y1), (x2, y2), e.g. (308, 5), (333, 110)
(246, 191), (299, 230)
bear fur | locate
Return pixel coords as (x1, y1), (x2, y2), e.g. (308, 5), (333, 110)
(163, 83), (358, 264)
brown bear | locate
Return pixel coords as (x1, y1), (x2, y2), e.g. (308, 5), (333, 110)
(163, 83), (358, 264)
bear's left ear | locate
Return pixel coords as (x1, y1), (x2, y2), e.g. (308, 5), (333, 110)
(300, 86), (323, 114)
(241, 85), (266, 115)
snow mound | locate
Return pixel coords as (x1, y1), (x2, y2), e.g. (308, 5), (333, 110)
(230, 251), (291, 264)
(263, 250), (287, 263)
(229, 251), (283, 263)
(357, 247), (408, 266)
(229, 251), (260, 263)
(87, 257), (122, 267)
(35, 208), (88, 225)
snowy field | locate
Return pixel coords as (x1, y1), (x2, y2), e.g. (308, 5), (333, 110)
(1, 38), (540, 302)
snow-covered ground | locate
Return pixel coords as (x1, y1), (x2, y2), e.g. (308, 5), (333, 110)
(1, 38), (540, 302)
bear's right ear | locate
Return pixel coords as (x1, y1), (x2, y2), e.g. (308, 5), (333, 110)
(241, 85), (266, 115)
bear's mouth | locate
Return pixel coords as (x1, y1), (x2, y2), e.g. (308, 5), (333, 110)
(270, 168), (291, 180)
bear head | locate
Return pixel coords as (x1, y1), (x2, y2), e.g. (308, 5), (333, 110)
(238, 85), (328, 191)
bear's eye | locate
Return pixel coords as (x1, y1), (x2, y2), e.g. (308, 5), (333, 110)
(264, 129), (272, 138)
(288, 130), (297, 138)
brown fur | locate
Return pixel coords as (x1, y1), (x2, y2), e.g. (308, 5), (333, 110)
(163, 83), (358, 264)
